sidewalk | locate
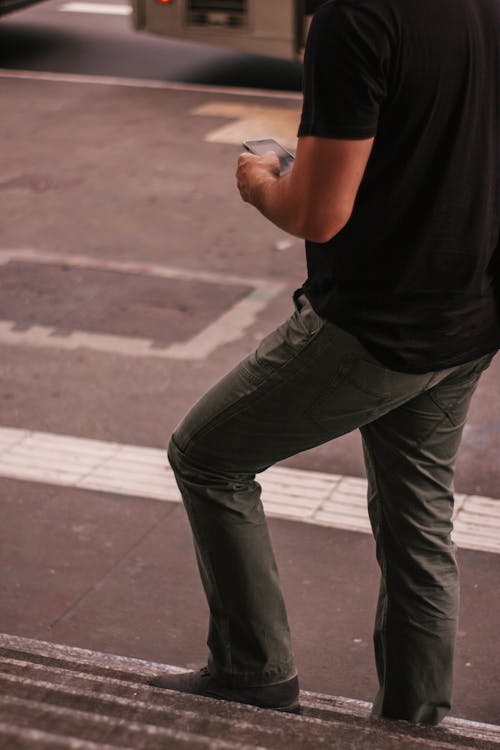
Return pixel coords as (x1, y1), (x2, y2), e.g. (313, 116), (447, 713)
(0, 68), (498, 743)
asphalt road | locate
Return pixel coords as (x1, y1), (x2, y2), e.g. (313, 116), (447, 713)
(1, 1), (499, 728)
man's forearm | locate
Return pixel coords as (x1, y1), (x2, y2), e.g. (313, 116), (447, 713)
(237, 136), (372, 243)
(249, 172), (307, 239)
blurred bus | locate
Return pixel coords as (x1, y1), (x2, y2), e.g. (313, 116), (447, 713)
(130, 0), (326, 61)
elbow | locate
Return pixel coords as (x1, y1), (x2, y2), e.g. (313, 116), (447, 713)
(301, 209), (351, 244)
(305, 226), (342, 244)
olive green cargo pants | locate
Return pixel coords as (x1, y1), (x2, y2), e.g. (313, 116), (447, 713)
(167, 294), (495, 725)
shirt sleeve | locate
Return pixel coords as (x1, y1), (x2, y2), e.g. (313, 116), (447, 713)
(298, 0), (391, 140)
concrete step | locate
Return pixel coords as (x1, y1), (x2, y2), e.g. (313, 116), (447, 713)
(0, 634), (499, 750)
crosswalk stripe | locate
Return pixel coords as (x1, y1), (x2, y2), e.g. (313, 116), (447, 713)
(1, 426), (498, 555)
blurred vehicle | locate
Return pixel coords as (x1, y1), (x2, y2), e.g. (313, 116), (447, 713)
(0, 0), (45, 15)
(130, 0), (327, 60)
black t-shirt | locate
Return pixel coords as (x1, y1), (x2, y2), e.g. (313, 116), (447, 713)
(297, 0), (500, 373)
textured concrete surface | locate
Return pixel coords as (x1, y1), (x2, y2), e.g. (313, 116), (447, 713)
(1, 634), (499, 749)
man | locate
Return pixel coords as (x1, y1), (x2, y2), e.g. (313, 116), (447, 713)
(150, 0), (499, 725)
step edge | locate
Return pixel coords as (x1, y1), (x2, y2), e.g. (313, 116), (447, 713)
(0, 668), (316, 737)
(0, 694), (271, 750)
(2, 667), (499, 748)
(0, 719), (135, 750)
(0, 670), (367, 733)
(0, 633), (182, 676)
(0, 692), (491, 750)
(1, 634), (499, 744)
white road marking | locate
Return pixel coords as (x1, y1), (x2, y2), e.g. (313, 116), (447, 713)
(0, 69), (302, 102)
(0, 249), (284, 360)
(191, 102), (301, 151)
(59, 1), (131, 14)
(0, 426), (499, 555)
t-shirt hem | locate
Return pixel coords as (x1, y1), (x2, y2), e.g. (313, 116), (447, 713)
(299, 287), (500, 374)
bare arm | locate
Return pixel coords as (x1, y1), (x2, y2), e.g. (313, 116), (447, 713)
(236, 135), (374, 243)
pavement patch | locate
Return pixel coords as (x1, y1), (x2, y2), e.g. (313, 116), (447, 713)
(0, 425), (498, 555)
(0, 249), (284, 359)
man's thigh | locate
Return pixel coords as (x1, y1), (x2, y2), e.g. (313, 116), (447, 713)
(171, 297), (433, 475)
(361, 349), (496, 560)
(362, 350), (496, 488)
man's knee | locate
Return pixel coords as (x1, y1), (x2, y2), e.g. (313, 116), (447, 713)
(168, 430), (210, 484)
(167, 432), (189, 479)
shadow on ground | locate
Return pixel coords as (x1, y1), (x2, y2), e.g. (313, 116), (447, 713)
(0, 16), (303, 91)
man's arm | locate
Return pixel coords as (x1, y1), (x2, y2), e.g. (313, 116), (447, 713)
(236, 135), (374, 244)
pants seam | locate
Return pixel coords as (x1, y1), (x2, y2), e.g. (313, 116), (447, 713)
(184, 321), (329, 450)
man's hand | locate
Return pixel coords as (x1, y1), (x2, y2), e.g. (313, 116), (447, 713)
(234, 135), (373, 242)
(236, 151), (280, 205)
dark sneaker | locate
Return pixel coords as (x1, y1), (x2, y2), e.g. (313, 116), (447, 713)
(148, 667), (300, 713)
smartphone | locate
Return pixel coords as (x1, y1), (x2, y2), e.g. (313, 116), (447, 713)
(243, 138), (295, 175)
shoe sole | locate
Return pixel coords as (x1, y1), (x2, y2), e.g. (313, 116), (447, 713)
(201, 689), (301, 714)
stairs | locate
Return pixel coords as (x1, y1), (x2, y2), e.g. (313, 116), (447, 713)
(0, 634), (499, 750)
